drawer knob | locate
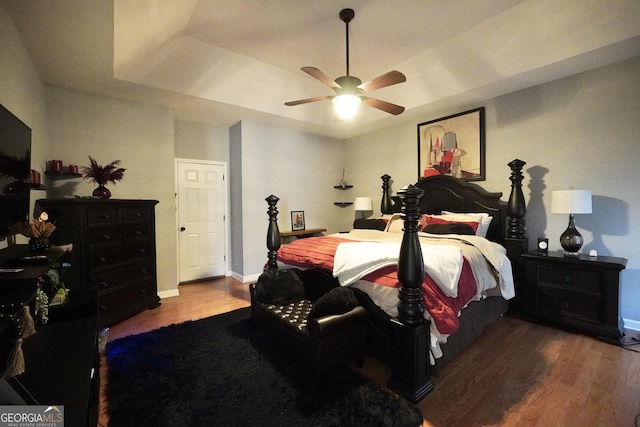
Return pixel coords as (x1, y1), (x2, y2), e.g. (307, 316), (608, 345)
(99, 257), (107, 264)
(100, 281), (108, 288)
(103, 234), (111, 240)
(101, 214), (110, 220)
(134, 212), (141, 218)
(100, 306), (108, 312)
(140, 289), (147, 295)
(140, 269), (148, 275)
(563, 301), (570, 309)
(564, 275), (572, 283)
(139, 249), (146, 254)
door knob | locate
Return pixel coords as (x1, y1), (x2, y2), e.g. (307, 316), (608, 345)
(180, 227), (186, 232)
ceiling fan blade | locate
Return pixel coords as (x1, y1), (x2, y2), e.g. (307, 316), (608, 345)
(362, 97), (405, 115)
(284, 95), (333, 106)
(301, 67), (341, 89)
(358, 70), (406, 93)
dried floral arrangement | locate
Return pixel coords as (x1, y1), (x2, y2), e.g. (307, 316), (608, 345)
(82, 156), (126, 186)
(9, 212), (56, 238)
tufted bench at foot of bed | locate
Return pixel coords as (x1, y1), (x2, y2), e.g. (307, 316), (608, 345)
(250, 269), (367, 376)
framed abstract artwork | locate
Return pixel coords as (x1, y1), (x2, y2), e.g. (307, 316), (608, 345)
(417, 107), (485, 181)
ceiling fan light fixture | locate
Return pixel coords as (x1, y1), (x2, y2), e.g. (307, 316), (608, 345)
(333, 94), (362, 119)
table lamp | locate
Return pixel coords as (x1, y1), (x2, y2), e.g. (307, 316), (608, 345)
(354, 197), (373, 219)
(551, 189), (592, 255)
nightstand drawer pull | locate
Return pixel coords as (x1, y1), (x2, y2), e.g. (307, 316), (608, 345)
(101, 214), (110, 220)
(103, 234), (111, 240)
(563, 301), (570, 309)
(564, 275), (571, 283)
(100, 281), (108, 288)
(99, 257), (107, 264)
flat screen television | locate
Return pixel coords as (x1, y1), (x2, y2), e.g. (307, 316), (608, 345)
(0, 103), (32, 241)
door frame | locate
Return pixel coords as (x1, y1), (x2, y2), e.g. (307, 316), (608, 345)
(174, 158), (230, 281)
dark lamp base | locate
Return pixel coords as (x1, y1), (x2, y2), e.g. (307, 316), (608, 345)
(560, 214), (583, 254)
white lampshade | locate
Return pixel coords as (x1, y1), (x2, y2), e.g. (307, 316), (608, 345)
(354, 197), (373, 212)
(551, 190), (592, 214)
(333, 94), (362, 119)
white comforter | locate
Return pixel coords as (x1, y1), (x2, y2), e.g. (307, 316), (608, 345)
(331, 229), (515, 300)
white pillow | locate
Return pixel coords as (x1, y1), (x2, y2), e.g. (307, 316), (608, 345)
(440, 211), (493, 238)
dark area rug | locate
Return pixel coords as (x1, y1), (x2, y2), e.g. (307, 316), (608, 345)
(105, 307), (423, 427)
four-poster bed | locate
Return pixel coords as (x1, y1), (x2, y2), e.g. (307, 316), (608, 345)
(263, 159), (527, 402)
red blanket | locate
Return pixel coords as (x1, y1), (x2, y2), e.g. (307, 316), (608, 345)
(277, 236), (477, 334)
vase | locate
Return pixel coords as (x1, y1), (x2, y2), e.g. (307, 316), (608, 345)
(93, 185), (111, 199)
(29, 237), (50, 252)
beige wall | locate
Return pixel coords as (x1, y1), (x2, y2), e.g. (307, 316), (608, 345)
(44, 86), (179, 295)
(346, 56), (640, 329)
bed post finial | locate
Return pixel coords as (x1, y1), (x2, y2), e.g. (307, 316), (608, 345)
(381, 174), (393, 214)
(265, 195), (281, 270)
(396, 184), (426, 326)
(507, 159), (527, 239)
(507, 159), (526, 239)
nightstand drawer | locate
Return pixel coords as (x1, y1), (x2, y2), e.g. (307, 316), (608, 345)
(538, 289), (602, 324)
(538, 264), (603, 294)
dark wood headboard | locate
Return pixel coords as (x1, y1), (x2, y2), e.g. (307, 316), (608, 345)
(381, 160), (527, 245)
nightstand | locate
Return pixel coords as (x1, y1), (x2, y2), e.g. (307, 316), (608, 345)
(522, 251), (627, 344)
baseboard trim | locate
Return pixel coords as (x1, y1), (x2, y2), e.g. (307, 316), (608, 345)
(623, 318), (640, 334)
(158, 289), (180, 299)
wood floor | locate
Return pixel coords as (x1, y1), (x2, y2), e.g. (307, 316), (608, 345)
(98, 277), (640, 427)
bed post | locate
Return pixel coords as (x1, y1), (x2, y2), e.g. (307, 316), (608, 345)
(381, 174), (393, 214)
(388, 184), (434, 402)
(504, 159), (528, 309)
(506, 159), (527, 241)
(265, 195), (281, 270)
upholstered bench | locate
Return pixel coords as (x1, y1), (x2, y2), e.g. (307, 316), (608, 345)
(250, 268), (367, 376)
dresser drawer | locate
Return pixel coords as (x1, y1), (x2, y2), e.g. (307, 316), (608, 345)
(89, 239), (153, 268)
(537, 264), (603, 294)
(537, 288), (602, 324)
(98, 279), (156, 318)
(124, 223), (153, 241)
(92, 260), (155, 292)
(87, 226), (122, 245)
(123, 206), (151, 223)
(87, 206), (121, 225)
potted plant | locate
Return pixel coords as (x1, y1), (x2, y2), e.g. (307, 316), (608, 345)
(81, 156), (126, 199)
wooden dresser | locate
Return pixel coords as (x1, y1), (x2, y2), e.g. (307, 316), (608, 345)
(37, 198), (160, 327)
(522, 250), (627, 344)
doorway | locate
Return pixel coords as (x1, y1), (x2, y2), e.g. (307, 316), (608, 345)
(175, 159), (228, 283)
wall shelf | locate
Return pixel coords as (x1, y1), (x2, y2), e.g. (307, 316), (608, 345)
(333, 202), (353, 207)
(45, 171), (82, 180)
(333, 185), (353, 190)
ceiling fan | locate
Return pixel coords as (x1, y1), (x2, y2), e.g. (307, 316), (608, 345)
(284, 8), (406, 119)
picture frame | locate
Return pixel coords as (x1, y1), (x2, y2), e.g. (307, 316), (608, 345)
(291, 211), (305, 231)
(417, 107), (485, 181)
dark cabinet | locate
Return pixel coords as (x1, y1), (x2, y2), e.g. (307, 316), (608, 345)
(0, 247), (98, 426)
(522, 251), (626, 344)
(37, 198), (160, 327)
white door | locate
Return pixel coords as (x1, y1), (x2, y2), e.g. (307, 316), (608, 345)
(176, 160), (227, 283)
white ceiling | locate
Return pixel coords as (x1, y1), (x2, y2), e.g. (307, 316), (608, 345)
(5, 0), (640, 139)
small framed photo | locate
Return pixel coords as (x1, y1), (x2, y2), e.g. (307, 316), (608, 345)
(291, 211), (305, 231)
